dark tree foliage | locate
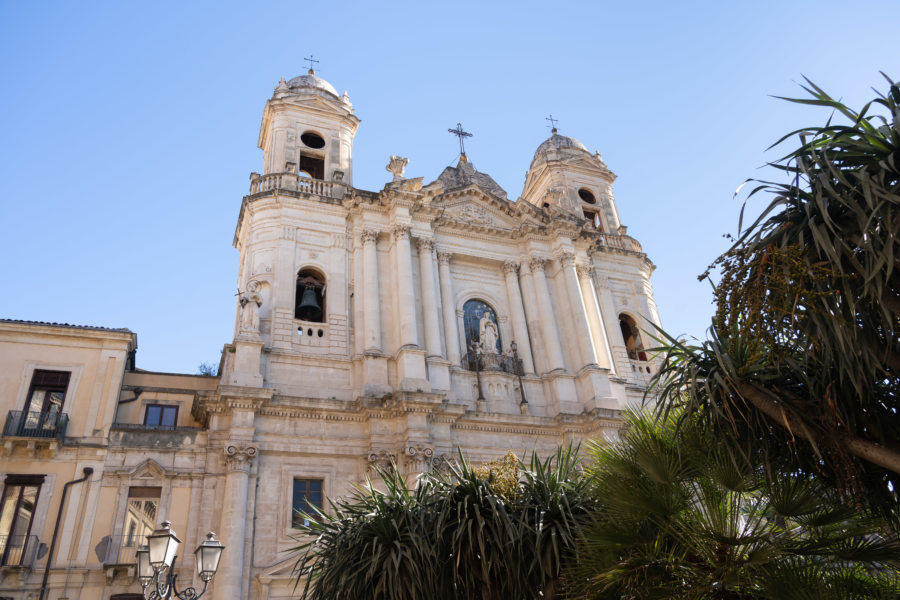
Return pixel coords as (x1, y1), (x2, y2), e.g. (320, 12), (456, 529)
(290, 448), (592, 600)
(653, 75), (900, 521)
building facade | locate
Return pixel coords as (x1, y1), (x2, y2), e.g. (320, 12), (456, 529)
(0, 69), (660, 599)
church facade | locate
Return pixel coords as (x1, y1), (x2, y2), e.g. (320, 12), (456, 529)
(0, 68), (660, 599)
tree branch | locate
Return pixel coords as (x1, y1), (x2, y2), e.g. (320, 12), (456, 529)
(736, 382), (900, 475)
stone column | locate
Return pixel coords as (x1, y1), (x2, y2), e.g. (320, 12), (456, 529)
(502, 261), (535, 374)
(592, 272), (625, 375)
(393, 225), (419, 347)
(215, 443), (258, 600)
(361, 230), (382, 352)
(559, 252), (599, 368)
(437, 251), (461, 366)
(529, 258), (566, 372)
(416, 238), (442, 358)
(578, 264), (616, 371)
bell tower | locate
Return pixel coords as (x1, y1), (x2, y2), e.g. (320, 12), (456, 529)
(224, 69), (359, 393)
(257, 68), (360, 185)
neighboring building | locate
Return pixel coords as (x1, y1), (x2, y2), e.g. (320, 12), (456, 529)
(0, 68), (660, 599)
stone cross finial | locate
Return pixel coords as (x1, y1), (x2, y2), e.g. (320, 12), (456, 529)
(304, 54), (319, 74)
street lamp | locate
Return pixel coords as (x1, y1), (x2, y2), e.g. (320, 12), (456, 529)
(135, 521), (224, 599)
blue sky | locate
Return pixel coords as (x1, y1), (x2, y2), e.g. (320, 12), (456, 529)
(1, 1), (897, 373)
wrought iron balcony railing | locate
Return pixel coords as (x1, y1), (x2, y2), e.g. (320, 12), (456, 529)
(2, 411), (68, 440)
(463, 351), (524, 376)
(103, 533), (149, 566)
(0, 534), (40, 568)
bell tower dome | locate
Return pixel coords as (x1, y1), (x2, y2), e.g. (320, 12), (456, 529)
(258, 68), (360, 185)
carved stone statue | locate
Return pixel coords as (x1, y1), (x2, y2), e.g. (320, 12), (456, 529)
(239, 280), (262, 334)
(478, 312), (499, 354)
(386, 155), (408, 181)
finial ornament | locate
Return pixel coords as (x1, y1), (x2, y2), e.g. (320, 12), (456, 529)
(304, 54), (319, 74)
(386, 155), (408, 181)
(448, 122), (473, 156)
(546, 114), (558, 134)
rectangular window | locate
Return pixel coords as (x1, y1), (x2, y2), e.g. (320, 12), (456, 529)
(110, 486), (160, 565)
(0, 475), (44, 566)
(23, 370), (70, 432)
(292, 479), (323, 528)
(143, 405), (178, 428)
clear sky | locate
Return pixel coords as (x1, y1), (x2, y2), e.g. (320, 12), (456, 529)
(1, 1), (897, 373)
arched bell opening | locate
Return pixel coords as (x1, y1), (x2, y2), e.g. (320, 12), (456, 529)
(295, 268), (326, 323)
(618, 313), (647, 361)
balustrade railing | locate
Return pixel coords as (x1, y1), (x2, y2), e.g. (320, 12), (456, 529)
(3, 411), (68, 439)
(0, 534), (40, 567)
(249, 172), (343, 198)
(463, 351), (524, 376)
(103, 533), (149, 566)
(595, 233), (642, 253)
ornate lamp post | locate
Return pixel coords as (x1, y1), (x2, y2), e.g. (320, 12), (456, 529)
(469, 342), (486, 411)
(511, 341), (528, 412)
(135, 521), (224, 600)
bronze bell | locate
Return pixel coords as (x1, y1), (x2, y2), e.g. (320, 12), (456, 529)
(297, 285), (322, 321)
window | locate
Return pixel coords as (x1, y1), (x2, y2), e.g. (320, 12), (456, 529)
(295, 269), (326, 322)
(299, 154), (324, 179)
(0, 475), (44, 566)
(578, 188), (597, 204)
(292, 479), (323, 528)
(300, 131), (325, 149)
(18, 370), (70, 435)
(619, 314), (647, 361)
(123, 487), (159, 548)
(144, 405), (178, 428)
(583, 209), (603, 231)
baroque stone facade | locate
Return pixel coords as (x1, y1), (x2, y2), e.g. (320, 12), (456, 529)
(0, 68), (660, 599)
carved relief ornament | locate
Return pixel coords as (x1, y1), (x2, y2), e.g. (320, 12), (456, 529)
(224, 443), (259, 472)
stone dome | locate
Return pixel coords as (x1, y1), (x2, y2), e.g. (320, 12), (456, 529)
(533, 131), (589, 160)
(285, 69), (339, 99)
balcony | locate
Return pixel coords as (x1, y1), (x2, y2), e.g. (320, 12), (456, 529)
(3, 411), (68, 439)
(109, 422), (205, 449)
(249, 172), (345, 200)
(463, 351), (524, 376)
(103, 534), (148, 566)
(1, 412), (68, 457)
(593, 232), (643, 254)
(0, 535), (40, 568)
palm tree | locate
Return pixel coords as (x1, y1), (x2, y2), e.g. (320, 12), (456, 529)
(290, 447), (592, 600)
(653, 75), (900, 521)
(567, 410), (900, 600)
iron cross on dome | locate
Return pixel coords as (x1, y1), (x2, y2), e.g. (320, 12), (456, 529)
(304, 55), (319, 72)
(448, 122), (473, 156)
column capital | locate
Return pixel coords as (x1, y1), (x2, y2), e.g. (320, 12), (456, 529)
(416, 237), (435, 252)
(361, 229), (379, 245)
(557, 251), (576, 268)
(528, 257), (548, 273)
(437, 251), (453, 265)
(392, 225), (411, 240)
(576, 263), (594, 277)
(224, 443), (258, 472)
(502, 260), (519, 274)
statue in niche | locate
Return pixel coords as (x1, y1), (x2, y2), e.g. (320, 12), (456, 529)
(478, 312), (499, 354)
(239, 280), (262, 334)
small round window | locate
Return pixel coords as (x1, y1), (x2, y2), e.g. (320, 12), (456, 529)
(300, 131), (325, 149)
(578, 188), (596, 204)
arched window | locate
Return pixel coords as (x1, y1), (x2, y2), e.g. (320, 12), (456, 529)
(463, 299), (501, 355)
(583, 209), (603, 231)
(295, 269), (326, 322)
(619, 314), (647, 361)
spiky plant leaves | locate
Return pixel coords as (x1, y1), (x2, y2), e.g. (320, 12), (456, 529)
(653, 75), (900, 523)
(566, 410), (900, 600)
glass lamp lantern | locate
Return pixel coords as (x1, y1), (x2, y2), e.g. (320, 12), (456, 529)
(136, 545), (153, 584)
(147, 520), (181, 569)
(194, 532), (224, 582)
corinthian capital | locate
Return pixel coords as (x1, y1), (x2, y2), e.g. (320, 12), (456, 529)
(416, 238), (435, 252)
(576, 263), (594, 278)
(361, 229), (379, 245)
(502, 260), (519, 275)
(437, 251), (453, 266)
(224, 443), (259, 472)
(557, 251), (576, 268)
(528, 258), (548, 273)
(392, 225), (411, 240)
